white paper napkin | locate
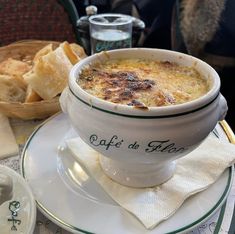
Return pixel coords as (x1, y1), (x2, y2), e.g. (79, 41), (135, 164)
(0, 114), (19, 159)
(66, 134), (235, 229)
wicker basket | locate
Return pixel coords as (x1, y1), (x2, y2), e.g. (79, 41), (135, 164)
(0, 40), (62, 120)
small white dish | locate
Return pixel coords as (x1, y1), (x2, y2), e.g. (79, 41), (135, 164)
(0, 165), (36, 234)
(20, 113), (233, 234)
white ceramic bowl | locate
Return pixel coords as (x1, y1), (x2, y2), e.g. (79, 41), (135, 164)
(60, 48), (227, 187)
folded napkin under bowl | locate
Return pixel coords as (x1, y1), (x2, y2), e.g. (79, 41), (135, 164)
(66, 133), (235, 229)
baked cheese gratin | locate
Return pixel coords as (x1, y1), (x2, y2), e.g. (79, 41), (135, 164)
(78, 59), (210, 108)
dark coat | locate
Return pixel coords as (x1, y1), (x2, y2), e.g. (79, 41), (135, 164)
(134, 0), (235, 130)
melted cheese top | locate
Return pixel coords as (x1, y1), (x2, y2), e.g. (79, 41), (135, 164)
(77, 59), (209, 108)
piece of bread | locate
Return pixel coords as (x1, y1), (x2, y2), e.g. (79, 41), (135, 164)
(25, 85), (42, 102)
(0, 74), (26, 102)
(70, 43), (87, 59)
(0, 58), (31, 87)
(60, 41), (81, 65)
(23, 46), (73, 100)
(33, 43), (53, 64)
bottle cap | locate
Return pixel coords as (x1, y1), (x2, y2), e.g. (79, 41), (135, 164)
(86, 5), (98, 16)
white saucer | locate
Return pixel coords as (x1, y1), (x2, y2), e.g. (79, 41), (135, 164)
(20, 113), (233, 234)
(0, 165), (36, 234)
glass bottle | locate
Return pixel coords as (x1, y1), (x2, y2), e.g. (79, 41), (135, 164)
(77, 5), (98, 55)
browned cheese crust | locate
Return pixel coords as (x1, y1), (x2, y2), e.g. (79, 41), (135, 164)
(78, 59), (209, 108)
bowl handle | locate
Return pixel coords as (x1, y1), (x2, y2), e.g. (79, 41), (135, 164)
(218, 93), (228, 121)
(59, 87), (69, 114)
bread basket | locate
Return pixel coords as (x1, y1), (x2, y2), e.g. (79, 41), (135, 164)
(0, 40), (61, 120)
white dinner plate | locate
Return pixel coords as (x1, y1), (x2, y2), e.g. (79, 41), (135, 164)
(20, 113), (234, 234)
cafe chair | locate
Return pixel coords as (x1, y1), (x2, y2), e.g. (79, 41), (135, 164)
(0, 0), (81, 46)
